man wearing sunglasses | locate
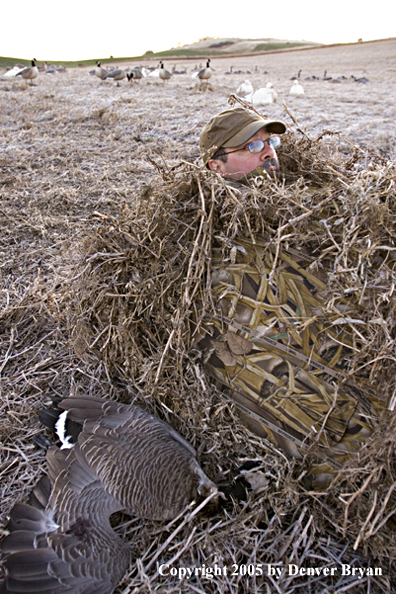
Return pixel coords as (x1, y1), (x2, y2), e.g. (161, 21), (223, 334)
(196, 107), (383, 492)
(200, 107), (286, 180)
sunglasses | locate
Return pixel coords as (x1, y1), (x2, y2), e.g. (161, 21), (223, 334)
(226, 136), (281, 155)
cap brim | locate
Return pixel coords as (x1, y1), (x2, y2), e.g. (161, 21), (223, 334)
(223, 120), (286, 148)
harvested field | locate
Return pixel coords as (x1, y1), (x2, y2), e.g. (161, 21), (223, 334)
(1, 38), (396, 593)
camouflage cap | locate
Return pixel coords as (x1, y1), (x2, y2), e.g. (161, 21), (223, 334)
(200, 107), (286, 165)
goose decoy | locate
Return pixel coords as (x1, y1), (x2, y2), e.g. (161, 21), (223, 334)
(95, 60), (107, 80)
(37, 61), (48, 72)
(0, 395), (217, 594)
(265, 81), (278, 101)
(3, 66), (24, 77)
(197, 58), (212, 81)
(159, 60), (172, 81)
(103, 68), (126, 85)
(290, 69), (302, 80)
(245, 82), (277, 106)
(236, 79), (254, 97)
(289, 79), (305, 95)
(127, 67), (144, 81)
(171, 65), (186, 75)
(15, 59), (38, 84)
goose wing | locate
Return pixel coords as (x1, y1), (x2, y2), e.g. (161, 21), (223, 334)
(0, 447), (130, 594)
(59, 396), (216, 520)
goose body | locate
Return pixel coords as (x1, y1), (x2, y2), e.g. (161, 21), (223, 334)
(197, 59), (212, 81)
(245, 83), (277, 106)
(0, 395), (217, 593)
(236, 79), (253, 96)
(159, 61), (172, 81)
(127, 67), (144, 81)
(95, 60), (108, 80)
(289, 80), (304, 95)
(15, 59), (38, 83)
(103, 68), (126, 84)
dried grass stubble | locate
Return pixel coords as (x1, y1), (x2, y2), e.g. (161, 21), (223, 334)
(2, 130), (396, 592)
(58, 131), (396, 572)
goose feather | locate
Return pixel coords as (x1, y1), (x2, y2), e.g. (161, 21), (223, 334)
(0, 396), (217, 593)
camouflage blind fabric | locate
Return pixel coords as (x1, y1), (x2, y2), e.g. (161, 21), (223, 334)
(195, 237), (383, 489)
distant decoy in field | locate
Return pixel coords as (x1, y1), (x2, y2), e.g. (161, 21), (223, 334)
(172, 65), (186, 75)
(197, 58), (212, 81)
(0, 395), (217, 594)
(236, 79), (254, 96)
(15, 59), (38, 84)
(3, 66), (24, 77)
(127, 67), (144, 81)
(351, 75), (369, 84)
(37, 61), (48, 72)
(159, 60), (172, 81)
(103, 68), (126, 85)
(290, 69), (302, 80)
(95, 60), (107, 80)
(289, 79), (305, 95)
(245, 82), (277, 105)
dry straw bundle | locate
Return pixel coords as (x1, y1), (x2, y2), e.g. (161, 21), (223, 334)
(1, 123), (396, 593)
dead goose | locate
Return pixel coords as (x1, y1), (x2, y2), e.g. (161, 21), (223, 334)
(95, 60), (108, 80)
(15, 58), (38, 84)
(0, 395), (217, 594)
(159, 60), (172, 81)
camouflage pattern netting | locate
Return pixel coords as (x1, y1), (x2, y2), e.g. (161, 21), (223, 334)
(196, 236), (384, 489)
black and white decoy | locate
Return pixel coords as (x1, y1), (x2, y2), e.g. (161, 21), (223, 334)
(158, 61), (172, 81)
(95, 61), (108, 80)
(127, 67), (144, 81)
(15, 59), (38, 84)
(197, 58), (212, 82)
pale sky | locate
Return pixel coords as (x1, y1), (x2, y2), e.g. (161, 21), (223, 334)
(2, 0), (395, 61)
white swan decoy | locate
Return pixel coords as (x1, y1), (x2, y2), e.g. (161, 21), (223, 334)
(289, 80), (305, 95)
(245, 83), (277, 106)
(236, 79), (253, 96)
